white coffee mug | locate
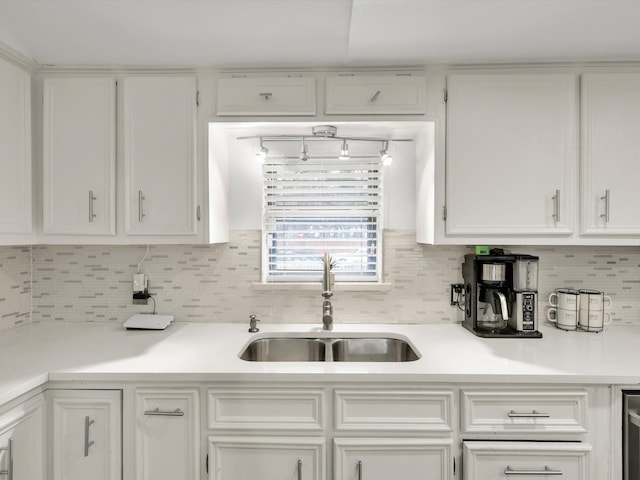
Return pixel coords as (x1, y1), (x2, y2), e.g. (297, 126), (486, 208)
(547, 307), (578, 330)
(549, 289), (580, 310)
(579, 289), (612, 311)
(579, 309), (612, 332)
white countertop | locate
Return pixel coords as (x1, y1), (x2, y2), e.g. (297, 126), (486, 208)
(1, 321), (639, 406)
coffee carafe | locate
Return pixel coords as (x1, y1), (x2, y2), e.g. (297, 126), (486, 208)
(462, 251), (541, 338)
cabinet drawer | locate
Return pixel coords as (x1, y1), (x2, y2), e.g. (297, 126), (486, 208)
(334, 389), (452, 432)
(207, 388), (325, 431)
(208, 436), (325, 480)
(216, 77), (316, 115)
(463, 441), (591, 480)
(325, 75), (426, 114)
(334, 438), (452, 480)
(461, 390), (588, 434)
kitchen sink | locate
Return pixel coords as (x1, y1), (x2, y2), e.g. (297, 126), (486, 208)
(331, 337), (420, 362)
(239, 337), (326, 362)
(239, 334), (420, 362)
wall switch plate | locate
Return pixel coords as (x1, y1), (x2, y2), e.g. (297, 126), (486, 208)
(133, 273), (147, 294)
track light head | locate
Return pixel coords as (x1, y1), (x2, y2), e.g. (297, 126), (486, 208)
(338, 139), (350, 160)
(380, 141), (393, 166)
(255, 139), (268, 164)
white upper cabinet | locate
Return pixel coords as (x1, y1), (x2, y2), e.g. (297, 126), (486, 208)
(581, 73), (640, 236)
(0, 57), (31, 237)
(43, 77), (116, 235)
(123, 76), (198, 235)
(216, 76), (316, 116)
(445, 74), (578, 238)
(325, 75), (426, 114)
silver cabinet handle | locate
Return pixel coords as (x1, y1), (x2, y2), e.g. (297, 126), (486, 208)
(84, 416), (95, 457)
(297, 459), (302, 480)
(0, 438), (13, 479)
(138, 190), (145, 222)
(89, 191), (97, 223)
(600, 189), (610, 223)
(504, 465), (563, 475)
(143, 407), (184, 417)
(370, 90), (381, 102)
(259, 92), (272, 100)
(507, 410), (551, 418)
(357, 460), (362, 480)
(552, 189), (561, 223)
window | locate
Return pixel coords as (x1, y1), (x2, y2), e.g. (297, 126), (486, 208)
(262, 155), (383, 283)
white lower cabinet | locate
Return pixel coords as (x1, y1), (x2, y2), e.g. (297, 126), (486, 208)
(134, 388), (199, 480)
(462, 441), (591, 479)
(334, 438), (452, 480)
(0, 393), (45, 480)
(49, 389), (121, 480)
(208, 436), (325, 480)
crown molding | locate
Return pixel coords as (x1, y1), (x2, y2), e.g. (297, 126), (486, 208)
(0, 42), (37, 72)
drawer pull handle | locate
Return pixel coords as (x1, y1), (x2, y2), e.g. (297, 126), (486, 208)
(357, 460), (362, 480)
(84, 416), (95, 457)
(259, 92), (272, 100)
(507, 410), (550, 418)
(297, 459), (302, 480)
(504, 465), (563, 476)
(370, 90), (381, 103)
(144, 407), (184, 417)
(0, 438), (13, 479)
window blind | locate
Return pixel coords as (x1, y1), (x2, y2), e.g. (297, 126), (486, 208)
(263, 157), (383, 282)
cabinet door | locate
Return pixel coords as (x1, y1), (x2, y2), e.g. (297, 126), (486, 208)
(581, 74), (640, 235)
(123, 76), (197, 235)
(216, 77), (316, 116)
(43, 77), (116, 234)
(135, 388), (199, 480)
(50, 390), (121, 480)
(334, 438), (452, 480)
(445, 74), (578, 237)
(0, 58), (31, 234)
(325, 75), (426, 114)
(463, 441), (590, 480)
(208, 436), (325, 480)
(0, 394), (45, 480)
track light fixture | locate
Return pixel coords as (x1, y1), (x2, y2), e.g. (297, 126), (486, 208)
(240, 125), (411, 165)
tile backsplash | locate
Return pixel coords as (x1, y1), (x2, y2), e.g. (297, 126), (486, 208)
(0, 246), (31, 331)
(1, 231), (639, 329)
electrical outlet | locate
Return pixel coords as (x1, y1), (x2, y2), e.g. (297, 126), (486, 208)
(133, 273), (147, 294)
(450, 283), (464, 306)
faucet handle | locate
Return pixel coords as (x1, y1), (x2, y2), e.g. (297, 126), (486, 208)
(248, 314), (260, 333)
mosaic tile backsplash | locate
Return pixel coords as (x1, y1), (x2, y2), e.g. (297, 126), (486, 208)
(1, 231), (639, 328)
(0, 246), (31, 331)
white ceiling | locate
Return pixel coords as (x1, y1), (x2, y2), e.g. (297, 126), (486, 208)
(1, 0), (640, 67)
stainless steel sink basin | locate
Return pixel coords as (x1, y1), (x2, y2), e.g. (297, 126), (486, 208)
(331, 337), (420, 362)
(239, 337), (326, 362)
(239, 334), (419, 362)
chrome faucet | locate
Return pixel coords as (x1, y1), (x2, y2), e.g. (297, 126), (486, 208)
(322, 253), (334, 330)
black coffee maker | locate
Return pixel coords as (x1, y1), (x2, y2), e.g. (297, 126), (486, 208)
(462, 251), (542, 338)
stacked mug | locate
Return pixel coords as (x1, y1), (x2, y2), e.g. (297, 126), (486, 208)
(547, 288), (612, 332)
